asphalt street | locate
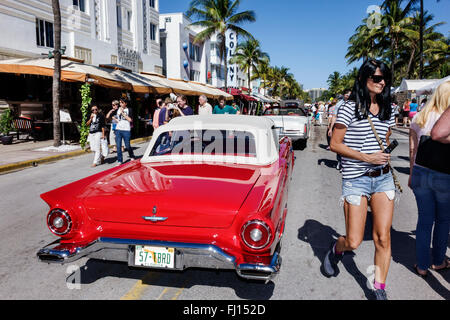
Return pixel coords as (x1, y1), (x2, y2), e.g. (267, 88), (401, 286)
(0, 125), (448, 300)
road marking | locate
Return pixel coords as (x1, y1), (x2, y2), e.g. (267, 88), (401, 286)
(156, 287), (170, 300)
(120, 272), (158, 300)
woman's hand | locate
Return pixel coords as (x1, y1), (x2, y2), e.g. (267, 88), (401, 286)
(363, 151), (390, 165)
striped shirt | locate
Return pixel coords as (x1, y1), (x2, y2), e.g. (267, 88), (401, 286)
(336, 101), (395, 179)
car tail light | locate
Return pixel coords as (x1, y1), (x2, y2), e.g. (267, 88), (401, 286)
(47, 209), (72, 236)
(241, 220), (272, 250)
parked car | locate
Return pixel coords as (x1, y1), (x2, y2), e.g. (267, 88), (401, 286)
(37, 115), (295, 282)
(263, 102), (310, 150)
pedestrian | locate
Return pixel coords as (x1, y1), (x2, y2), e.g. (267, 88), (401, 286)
(152, 98), (163, 130)
(418, 98), (427, 113)
(231, 102), (241, 115)
(158, 96), (175, 127)
(87, 105), (106, 167)
(318, 102), (325, 126)
(326, 100), (337, 150)
(328, 59), (396, 300)
(106, 100), (119, 153)
(392, 100), (400, 127)
(175, 94), (194, 116)
(198, 95), (213, 115)
(409, 81), (450, 277)
(402, 99), (410, 127)
(408, 98), (419, 121)
(329, 90), (352, 170)
(431, 101), (450, 143)
(213, 96), (237, 114)
(115, 98), (136, 165)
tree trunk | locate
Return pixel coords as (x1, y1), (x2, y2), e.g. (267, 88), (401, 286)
(419, 0), (424, 79)
(52, 0), (61, 147)
(390, 31), (396, 86)
(406, 46), (416, 79)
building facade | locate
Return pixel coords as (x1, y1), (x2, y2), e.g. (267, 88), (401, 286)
(0, 0), (162, 73)
(306, 88), (327, 102)
(159, 13), (210, 83)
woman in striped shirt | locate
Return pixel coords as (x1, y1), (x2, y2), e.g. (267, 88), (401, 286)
(324, 59), (396, 300)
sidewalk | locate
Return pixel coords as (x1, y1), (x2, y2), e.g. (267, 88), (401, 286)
(0, 136), (152, 175)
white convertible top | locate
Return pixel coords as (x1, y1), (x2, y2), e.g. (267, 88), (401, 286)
(141, 115), (279, 166)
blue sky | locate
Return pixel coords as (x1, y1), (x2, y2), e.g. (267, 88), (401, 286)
(160, 0), (449, 90)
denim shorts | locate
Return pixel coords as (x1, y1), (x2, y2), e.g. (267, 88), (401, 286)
(341, 169), (396, 206)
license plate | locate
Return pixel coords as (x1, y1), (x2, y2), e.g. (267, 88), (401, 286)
(134, 245), (175, 269)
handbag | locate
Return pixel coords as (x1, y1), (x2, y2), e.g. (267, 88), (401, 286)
(367, 117), (403, 193)
(415, 135), (450, 174)
(100, 138), (109, 158)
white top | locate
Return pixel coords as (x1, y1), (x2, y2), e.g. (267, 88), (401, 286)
(336, 101), (395, 179)
(198, 103), (213, 116)
(116, 107), (131, 131)
(141, 115), (279, 166)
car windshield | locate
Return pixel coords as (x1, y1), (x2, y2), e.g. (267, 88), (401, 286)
(150, 129), (257, 157)
(264, 108), (307, 117)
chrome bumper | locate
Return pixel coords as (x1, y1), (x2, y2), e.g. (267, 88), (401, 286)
(37, 238), (281, 282)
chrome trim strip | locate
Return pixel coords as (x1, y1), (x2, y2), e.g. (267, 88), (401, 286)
(142, 216), (168, 222)
(37, 238), (281, 281)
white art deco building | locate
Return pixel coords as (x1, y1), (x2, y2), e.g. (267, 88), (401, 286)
(0, 0), (163, 73)
(159, 12), (247, 88)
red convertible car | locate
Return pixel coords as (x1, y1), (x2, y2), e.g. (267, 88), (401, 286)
(37, 115), (294, 282)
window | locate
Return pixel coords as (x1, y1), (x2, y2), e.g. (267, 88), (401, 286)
(127, 10), (132, 31)
(116, 5), (122, 28)
(165, 17), (171, 23)
(189, 42), (201, 62)
(150, 23), (156, 41)
(149, 0), (155, 8)
(150, 130), (257, 158)
(73, 0), (86, 12)
(190, 70), (200, 82)
(74, 46), (92, 64)
(36, 18), (54, 48)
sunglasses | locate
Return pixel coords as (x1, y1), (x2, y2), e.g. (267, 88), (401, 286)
(92, 109), (98, 112)
(370, 75), (385, 83)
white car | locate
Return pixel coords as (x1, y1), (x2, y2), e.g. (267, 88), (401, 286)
(263, 105), (310, 149)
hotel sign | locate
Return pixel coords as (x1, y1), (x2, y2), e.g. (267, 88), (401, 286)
(118, 46), (140, 72)
(226, 30), (238, 87)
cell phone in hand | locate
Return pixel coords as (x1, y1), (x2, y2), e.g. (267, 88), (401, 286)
(384, 139), (399, 154)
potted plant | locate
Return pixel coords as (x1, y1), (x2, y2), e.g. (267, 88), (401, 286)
(0, 108), (14, 145)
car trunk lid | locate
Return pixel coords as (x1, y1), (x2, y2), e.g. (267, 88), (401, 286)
(80, 162), (260, 228)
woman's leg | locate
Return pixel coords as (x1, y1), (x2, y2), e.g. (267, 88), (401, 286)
(115, 130), (123, 163)
(123, 130), (135, 159)
(431, 172), (450, 268)
(370, 192), (394, 284)
(336, 195), (369, 253)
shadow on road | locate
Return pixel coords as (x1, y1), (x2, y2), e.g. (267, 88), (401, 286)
(297, 217), (450, 300)
(317, 158), (338, 169)
(68, 260), (275, 300)
(297, 219), (375, 300)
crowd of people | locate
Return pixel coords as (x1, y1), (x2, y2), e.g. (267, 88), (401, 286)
(323, 59), (449, 300)
(86, 94), (242, 167)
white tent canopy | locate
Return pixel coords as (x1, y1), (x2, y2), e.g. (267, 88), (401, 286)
(397, 79), (440, 92)
(416, 76), (450, 95)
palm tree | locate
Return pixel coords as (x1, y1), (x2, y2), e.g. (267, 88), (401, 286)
(379, 0), (417, 85)
(229, 39), (269, 92)
(52, 0), (62, 147)
(255, 57), (270, 95)
(186, 0), (256, 89)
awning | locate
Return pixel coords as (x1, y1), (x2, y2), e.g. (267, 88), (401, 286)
(397, 79), (440, 92)
(0, 57), (132, 90)
(416, 76), (450, 95)
(240, 94), (257, 102)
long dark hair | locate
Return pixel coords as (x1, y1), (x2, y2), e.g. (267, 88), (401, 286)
(350, 59), (392, 121)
